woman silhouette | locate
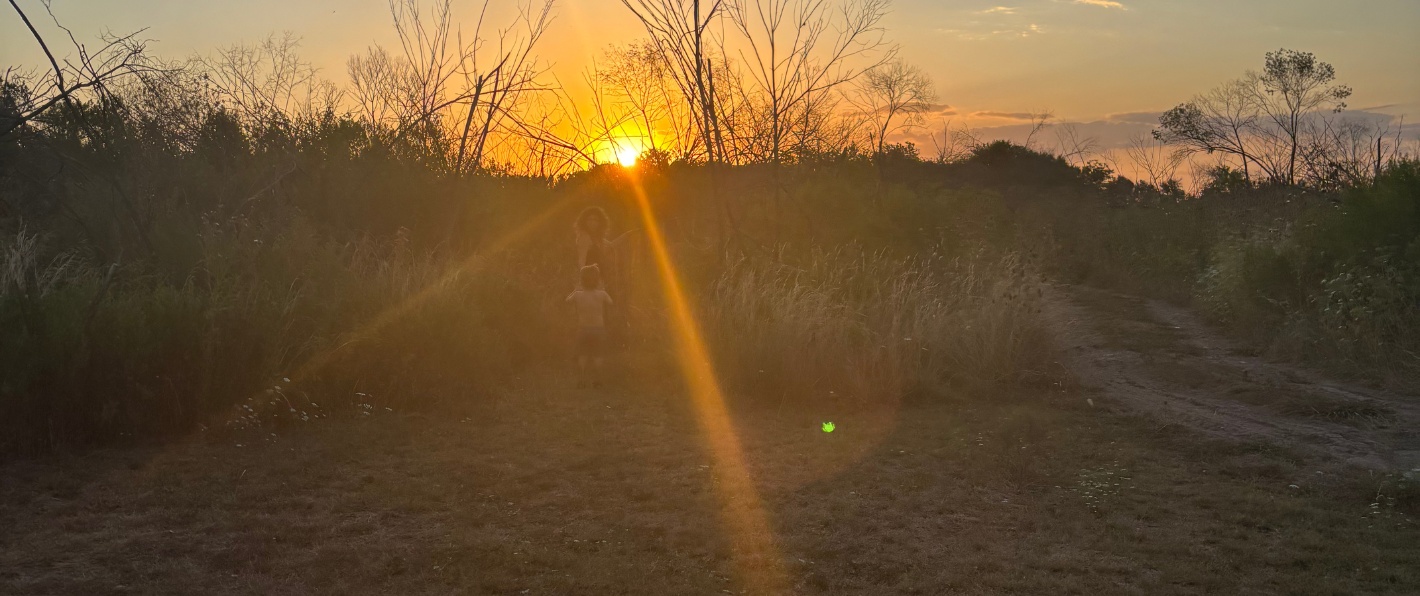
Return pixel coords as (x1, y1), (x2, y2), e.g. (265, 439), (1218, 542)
(573, 206), (636, 339)
(574, 207), (634, 284)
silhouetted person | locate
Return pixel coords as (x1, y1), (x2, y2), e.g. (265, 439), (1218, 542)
(566, 265), (613, 388)
(573, 206), (635, 342)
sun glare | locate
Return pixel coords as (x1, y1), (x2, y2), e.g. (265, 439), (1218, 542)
(624, 170), (789, 594)
(615, 145), (639, 167)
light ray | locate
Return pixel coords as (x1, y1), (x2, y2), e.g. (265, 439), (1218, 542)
(625, 171), (790, 594)
(282, 194), (574, 387)
(96, 195), (579, 523)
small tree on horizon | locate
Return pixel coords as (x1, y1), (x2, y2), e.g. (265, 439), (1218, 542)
(1156, 48), (1354, 187)
(850, 58), (936, 155)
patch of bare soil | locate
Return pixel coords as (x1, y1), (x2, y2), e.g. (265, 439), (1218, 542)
(1046, 285), (1420, 473)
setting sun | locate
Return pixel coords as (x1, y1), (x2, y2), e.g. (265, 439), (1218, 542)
(614, 145), (639, 167)
(4, 0), (1418, 593)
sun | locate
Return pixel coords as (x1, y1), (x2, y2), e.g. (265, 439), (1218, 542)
(614, 145), (639, 167)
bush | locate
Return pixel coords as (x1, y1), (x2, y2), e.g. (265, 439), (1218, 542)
(1196, 162), (1420, 380)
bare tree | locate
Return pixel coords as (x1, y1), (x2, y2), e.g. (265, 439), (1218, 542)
(1157, 49), (1351, 186)
(850, 58), (934, 154)
(348, 46), (408, 127)
(927, 119), (981, 163)
(618, 0), (728, 163)
(1248, 49), (1352, 184)
(598, 41), (696, 157)
(1021, 110), (1052, 150)
(1301, 115), (1406, 188)
(787, 88), (857, 157)
(346, 0), (555, 171)
(1051, 122), (1098, 167)
(2, 0), (153, 139)
(1123, 132), (1187, 188)
(726, 0), (893, 164)
(457, 1), (555, 172)
(200, 33), (338, 127)
(1155, 78), (1266, 182)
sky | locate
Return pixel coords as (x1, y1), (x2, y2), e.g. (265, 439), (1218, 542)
(4, 0), (1418, 161)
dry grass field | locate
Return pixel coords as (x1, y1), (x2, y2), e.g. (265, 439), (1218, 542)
(3, 287), (1417, 595)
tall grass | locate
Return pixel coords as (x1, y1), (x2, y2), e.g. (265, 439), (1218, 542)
(0, 221), (557, 455)
(707, 247), (1052, 404)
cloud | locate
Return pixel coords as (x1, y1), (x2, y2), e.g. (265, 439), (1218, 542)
(1072, 0), (1126, 8)
(924, 103), (958, 116)
(977, 6), (1017, 14)
(1105, 111), (1161, 124)
(971, 110), (1041, 120)
(936, 21), (1042, 40)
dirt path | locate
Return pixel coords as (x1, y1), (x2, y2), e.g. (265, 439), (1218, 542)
(1046, 285), (1420, 473)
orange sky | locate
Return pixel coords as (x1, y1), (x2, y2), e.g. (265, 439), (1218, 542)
(4, 0), (1418, 157)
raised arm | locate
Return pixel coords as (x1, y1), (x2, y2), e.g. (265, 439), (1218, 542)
(609, 228), (639, 247)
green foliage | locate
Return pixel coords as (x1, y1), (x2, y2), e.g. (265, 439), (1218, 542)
(1193, 162), (1420, 377)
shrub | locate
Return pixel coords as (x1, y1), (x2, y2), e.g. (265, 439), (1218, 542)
(1196, 162), (1420, 381)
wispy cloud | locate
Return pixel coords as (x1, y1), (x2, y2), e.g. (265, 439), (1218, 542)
(977, 6), (1017, 14)
(971, 110), (1040, 120)
(937, 23), (1042, 40)
(1073, 0), (1126, 8)
(925, 103), (959, 116)
(1105, 111), (1161, 124)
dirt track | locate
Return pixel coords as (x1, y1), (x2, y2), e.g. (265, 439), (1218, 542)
(1046, 285), (1420, 474)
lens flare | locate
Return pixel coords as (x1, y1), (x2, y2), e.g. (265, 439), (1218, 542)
(266, 195), (575, 392)
(624, 171), (789, 594)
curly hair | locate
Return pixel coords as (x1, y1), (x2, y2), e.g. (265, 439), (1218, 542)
(574, 206), (610, 239)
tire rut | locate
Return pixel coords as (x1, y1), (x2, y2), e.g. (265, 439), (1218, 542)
(1046, 285), (1420, 474)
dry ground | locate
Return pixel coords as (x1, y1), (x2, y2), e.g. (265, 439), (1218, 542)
(2, 288), (1418, 595)
(1048, 286), (1420, 473)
